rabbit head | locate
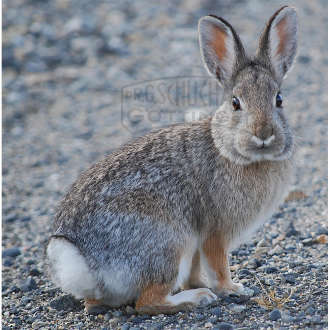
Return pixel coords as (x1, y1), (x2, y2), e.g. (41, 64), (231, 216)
(199, 6), (298, 165)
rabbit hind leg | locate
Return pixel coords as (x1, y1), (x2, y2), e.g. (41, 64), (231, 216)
(184, 250), (210, 289)
(135, 283), (216, 315)
(135, 246), (217, 315)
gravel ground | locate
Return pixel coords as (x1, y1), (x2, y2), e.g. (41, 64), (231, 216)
(3, 0), (328, 329)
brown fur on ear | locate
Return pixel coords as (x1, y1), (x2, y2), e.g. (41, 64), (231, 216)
(257, 5), (289, 58)
(198, 14), (247, 87)
(256, 6), (298, 81)
(210, 25), (227, 61)
(276, 15), (289, 56)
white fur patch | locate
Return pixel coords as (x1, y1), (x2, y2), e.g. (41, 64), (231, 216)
(173, 236), (198, 291)
(251, 135), (275, 147)
(47, 238), (101, 299)
(166, 288), (217, 305)
(264, 135), (275, 146)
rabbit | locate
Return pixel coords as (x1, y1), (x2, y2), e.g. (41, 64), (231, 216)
(46, 6), (298, 315)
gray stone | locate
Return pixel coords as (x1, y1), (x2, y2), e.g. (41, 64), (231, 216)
(113, 310), (123, 317)
(283, 273), (297, 284)
(286, 222), (300, 237)
(211, 306), (222, 317)
(281, 311), (295, 323)
(265, 266), (278, 274)
(238, 269), (252, 279)
(306, 305), (315, 315)
(216, 322), (234, 330)
(228, 303), (246, 313)
(3, 258), (13, 267)
(20, 277), (37, 292)
(49, 294), (83, 312)
(3, 247), (21, 258)
(269, 309), (281, 321)
(29, 268), (41, 276)
(120, 325), (130, 330)
(125, 305), (135, 315)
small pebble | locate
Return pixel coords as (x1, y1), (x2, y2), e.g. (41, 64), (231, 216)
(250, 285), (261, 296)
(20, 277), (37, 292)
(126, 305), (135, 315)
(49, 294), (82, 312)
(242, 287), (255, 297)
(228, 303), (246, 313)
(113, 310), (123, 317)
(248, 258), (263, 269)
(268, 245), (283, 256)
(3, 258), (14, 267)
(21, 296), (31, 304)
(269, 309), (281, 321)
(30, 268), (41, 276)
(211, 306), (221, 317)
(256, 239), (268, 247)
(283, 273), (297, 284)
(120, 325), (130, 330)
(286, 222), (300, 237)
(305, 305), (315, 315)
(238, 269), (251, 279)
(265, 266), (278, 274)
(216, 322), (234, 330)
(3, 247), (21, 258)
(281, 311), (295, 323)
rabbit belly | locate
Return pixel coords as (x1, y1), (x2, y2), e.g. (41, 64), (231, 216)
(47, 237), (102, 300)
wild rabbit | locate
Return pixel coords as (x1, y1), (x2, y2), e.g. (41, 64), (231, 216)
(47, 6), (298, 315)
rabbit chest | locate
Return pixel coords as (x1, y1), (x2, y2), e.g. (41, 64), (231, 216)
(209, 159), (294, 247)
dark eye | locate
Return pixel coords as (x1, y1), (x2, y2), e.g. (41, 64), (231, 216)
(276, 92), (283, 107)
(232, 96), (241, 111)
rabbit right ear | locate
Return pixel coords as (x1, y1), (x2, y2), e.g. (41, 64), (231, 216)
(198, 15), (246, 87)
(256, 6), (298, 81)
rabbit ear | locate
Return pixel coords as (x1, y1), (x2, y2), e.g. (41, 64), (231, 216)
(257, 6), (298, 81)
(198, 15), (246, 87)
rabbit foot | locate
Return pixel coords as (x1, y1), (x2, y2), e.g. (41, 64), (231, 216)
(136, 284), (217, 315)
(84, 298), (109, 315)
(217, 281), (245, 295)
(167, 288), (217, 306)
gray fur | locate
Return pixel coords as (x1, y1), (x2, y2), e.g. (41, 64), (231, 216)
(47, 7), (298, 305)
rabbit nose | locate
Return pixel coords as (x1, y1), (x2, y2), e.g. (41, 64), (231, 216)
(252, 125), (274, 147)
(254, 123), (273, 141)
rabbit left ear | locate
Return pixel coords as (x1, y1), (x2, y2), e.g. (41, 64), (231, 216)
(198, 15), (247, 88)
(257, 6), (298, 81)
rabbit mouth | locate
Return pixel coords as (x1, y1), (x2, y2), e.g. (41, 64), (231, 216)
(233, 128), (294, 163)
(235, 141), (290, 163)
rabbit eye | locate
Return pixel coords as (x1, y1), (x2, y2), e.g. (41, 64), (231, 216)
(276, 92), (283, 107)
(232, 96), (241, 111)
